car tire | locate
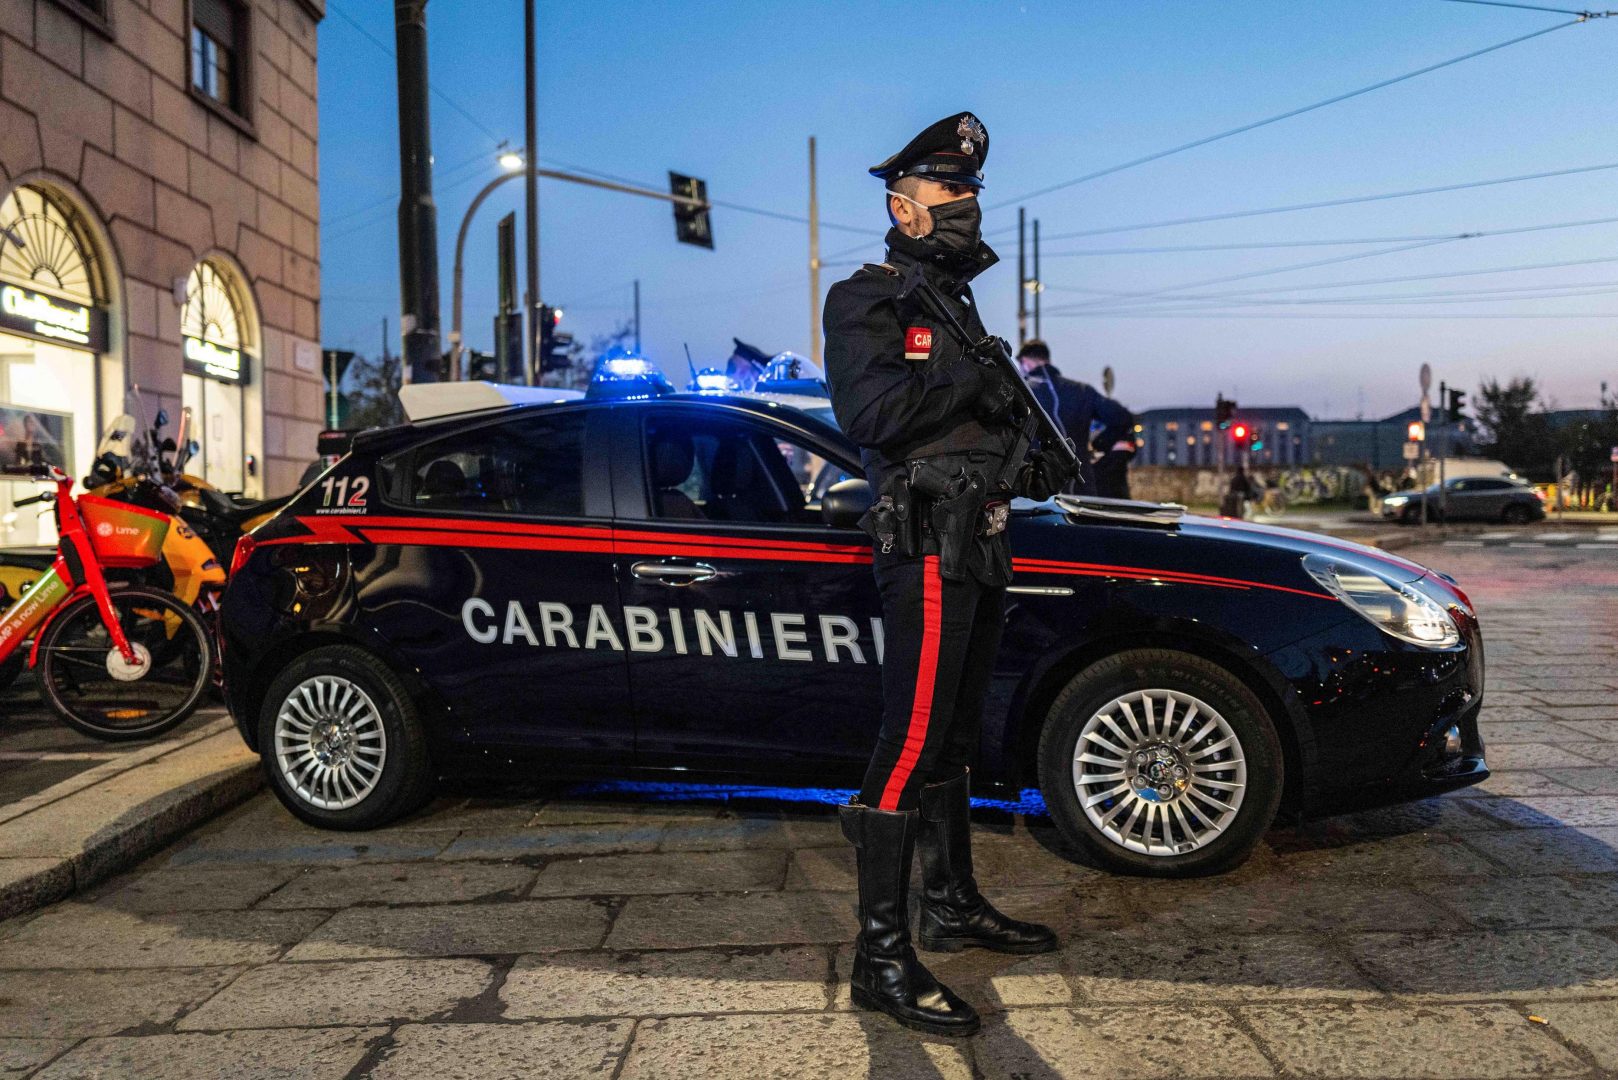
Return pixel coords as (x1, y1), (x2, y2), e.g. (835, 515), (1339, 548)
(258, 645), (434, 830)
(1037, 648), (1284, 878)
(1400, 506), (1419, 525)
(1501, 504), (1532, 525)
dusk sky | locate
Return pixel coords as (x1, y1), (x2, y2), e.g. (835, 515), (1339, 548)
(318, 1), (1616, 419)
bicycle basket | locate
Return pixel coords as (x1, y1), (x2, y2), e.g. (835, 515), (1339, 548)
(78, 496), (170, 568)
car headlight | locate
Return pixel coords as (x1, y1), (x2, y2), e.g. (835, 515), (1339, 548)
(1383, 495), (1408, 507)
(1302, 553), (1459, 648)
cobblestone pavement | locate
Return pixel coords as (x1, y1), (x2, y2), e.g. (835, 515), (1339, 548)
(2, 543), (1617, 1078)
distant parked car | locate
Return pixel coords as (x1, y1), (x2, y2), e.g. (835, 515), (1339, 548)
(1382, 476), (1545, 525)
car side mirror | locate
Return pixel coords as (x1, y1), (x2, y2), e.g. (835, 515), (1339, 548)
(821, 477), (873, 529)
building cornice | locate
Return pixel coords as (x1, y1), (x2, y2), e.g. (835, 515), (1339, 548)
(293, 0), (325, 22)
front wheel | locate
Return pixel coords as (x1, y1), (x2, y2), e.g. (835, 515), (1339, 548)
(1037, 649), (1284, 878)
(36, 586), (212, 741)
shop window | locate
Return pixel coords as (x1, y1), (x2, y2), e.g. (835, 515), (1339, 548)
(180, 262), (254, 493)
(191, 0), (248, 118)
(1, 184), (109, 549)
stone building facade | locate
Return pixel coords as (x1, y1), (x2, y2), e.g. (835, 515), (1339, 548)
(0, 0), (323, 548)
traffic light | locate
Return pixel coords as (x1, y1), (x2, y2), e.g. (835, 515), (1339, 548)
(669, 172), (714, 249)
(1230, 422), (1249, 446)
(1215, 395), (1236, 429)
(467, 350), (500, 382)
(1249, 426), (1265, 453)
(1447, 388), (1467, 423)
(537, 305), (574, 373)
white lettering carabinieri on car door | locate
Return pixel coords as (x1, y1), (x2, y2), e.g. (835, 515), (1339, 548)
(461, 599), (885, 665)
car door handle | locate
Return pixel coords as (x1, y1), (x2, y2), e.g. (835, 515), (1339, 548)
(630, 560), (717, 586)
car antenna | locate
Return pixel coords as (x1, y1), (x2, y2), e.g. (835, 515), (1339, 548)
(684, 344), (697, 383)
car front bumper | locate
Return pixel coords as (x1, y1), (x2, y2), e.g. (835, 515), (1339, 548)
(1270, 607), (1487, 817)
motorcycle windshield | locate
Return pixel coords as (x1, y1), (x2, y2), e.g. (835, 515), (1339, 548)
(95, 414), (138, 462)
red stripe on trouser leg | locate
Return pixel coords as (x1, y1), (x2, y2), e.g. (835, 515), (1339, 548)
(878, 555), (944, 811)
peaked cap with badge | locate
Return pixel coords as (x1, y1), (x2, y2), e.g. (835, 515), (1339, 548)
(868, 112), (989, 189)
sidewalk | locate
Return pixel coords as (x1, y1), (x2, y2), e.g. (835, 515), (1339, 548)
(0, 673), (262, 919)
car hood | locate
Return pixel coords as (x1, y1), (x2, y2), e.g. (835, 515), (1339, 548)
(1174, 515), (1431, 583)
(1033, 497), (1432, 584)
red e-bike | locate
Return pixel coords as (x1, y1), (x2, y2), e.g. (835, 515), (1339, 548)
(0, 464), (211, 740)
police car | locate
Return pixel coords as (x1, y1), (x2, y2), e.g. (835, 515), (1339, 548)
(218, 372), (1487, 877)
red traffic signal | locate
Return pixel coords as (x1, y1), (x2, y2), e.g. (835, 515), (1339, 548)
(1231, 423), (1249, 443)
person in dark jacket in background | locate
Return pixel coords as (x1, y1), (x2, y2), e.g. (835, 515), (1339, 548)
(1091, 404), (1137, 500)
(1015, 341), (1130, 496)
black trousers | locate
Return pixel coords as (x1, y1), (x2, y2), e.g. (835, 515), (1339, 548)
(858, 552), (1006, 811)
(1093, 450), (1132, 500)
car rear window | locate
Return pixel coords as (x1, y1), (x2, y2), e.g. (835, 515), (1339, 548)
(383, 412), (588, 517)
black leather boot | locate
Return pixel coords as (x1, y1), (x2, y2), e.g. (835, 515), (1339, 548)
(839, 802), (980, 1037)
(917, 772), (1059, 954)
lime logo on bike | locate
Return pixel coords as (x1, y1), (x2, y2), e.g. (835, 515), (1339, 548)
(79, 496), (169, 568)
(0, 566), (69, 657)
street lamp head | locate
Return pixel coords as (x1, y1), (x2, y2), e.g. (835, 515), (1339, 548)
(499, 151), (525, 171)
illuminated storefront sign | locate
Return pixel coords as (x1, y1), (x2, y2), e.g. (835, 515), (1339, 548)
(183, 335), (250, 384)
(0, 283), (108, 352)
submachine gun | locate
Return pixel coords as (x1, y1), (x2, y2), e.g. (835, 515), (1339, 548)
(895, 262), (1081, 485)
(858, 264), (1082, 576)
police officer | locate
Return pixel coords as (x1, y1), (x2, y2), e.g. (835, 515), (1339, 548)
(1016, 340), (1132, 496)
(823, 112), (1058, 1039)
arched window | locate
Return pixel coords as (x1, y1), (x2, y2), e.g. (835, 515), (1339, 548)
(179, 259), (255, 492)
(0, 184), (107, 306)
(1, 182), (113, 550)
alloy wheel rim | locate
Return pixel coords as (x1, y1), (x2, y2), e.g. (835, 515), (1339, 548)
(1072, 688), (1247, 857)
(274, 675), (387, 810)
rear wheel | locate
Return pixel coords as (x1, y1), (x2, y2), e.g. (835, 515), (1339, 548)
(1502, 503), (1533, 525)
(36, 586), (211, 741)
(1037, 649), (1283, 877)
(258, 645), (434, 830)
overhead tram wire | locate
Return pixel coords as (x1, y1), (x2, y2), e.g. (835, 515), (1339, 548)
(1048, 213), (1618, 309)
(1044, 213), (1618, 256)
(1050, 311), (1618, 320)
(1041, 252), (1618, 314)
(1065, 282), (1618, 315)
(1051, 238), (1466, 311)
(984, 17), (1591, 213)
(1440, 0), (1616, 17)
(1037, 162), (1618, 241)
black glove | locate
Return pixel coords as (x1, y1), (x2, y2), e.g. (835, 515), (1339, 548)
(1015, 447), (1073, 501)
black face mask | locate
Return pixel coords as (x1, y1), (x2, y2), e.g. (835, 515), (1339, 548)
(922, 196), (982, 254)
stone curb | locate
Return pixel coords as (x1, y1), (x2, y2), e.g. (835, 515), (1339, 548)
(0, 718), (264, 921)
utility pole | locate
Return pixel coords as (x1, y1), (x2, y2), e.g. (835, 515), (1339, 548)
(1438, 380), (1449, 521)
(1016, 207), (1027, 346)
(1032, 218), (1041, 340)
(807, 136), (821, 367)
(523, 0), (540, 385)
(633, 279), (641, 354)
(393, 0), (441, 385)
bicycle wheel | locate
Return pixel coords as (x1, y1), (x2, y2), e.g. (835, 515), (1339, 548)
(36, 586), (212, 741)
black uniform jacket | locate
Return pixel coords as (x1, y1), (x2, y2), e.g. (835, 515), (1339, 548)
(822, 228), (1013, 487)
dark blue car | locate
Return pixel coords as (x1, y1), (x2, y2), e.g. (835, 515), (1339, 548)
(218, 387), (1486, 876)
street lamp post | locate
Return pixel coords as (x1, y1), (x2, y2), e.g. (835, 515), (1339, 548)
(450, 155), (525, 380)
(449, 159), (710, 380)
